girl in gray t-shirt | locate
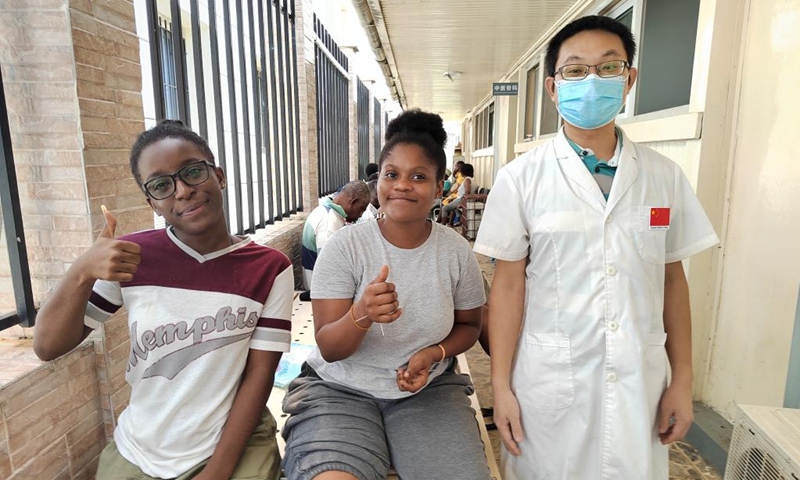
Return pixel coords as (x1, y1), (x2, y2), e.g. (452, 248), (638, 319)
(281, 110), (491, 480)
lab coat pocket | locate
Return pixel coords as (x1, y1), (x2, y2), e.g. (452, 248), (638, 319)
(636, 206), (667, 264)
(515, 333), (575, 410)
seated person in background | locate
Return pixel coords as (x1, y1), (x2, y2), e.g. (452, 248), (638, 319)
(33, 121), (292, 480)
(440, 163), (475, 226)
(301, 181), (370, 301)
(364, 162), (379, 180)
(443, 160), (465, 203)
(281, 109), (491, 480)
(358, 179), (380, 223)
(442, 167), (453, 194)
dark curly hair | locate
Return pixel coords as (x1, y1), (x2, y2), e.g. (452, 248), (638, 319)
(545, 15), (637, 77)
(379, 109), (447, 180)
(129, 120), (215, 186)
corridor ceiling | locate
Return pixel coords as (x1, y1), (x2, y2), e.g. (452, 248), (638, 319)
(354, 0), (583, 121)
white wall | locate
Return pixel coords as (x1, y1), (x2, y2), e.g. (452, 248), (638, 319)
(702, 0), (800, 419)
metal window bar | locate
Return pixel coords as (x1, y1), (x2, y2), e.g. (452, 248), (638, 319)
(373, 97), (382, 161)
(207, 0), (229, 218)
(159, 20), (180, 120)
(357, 79), (370, 179)
(146, 1), (165, 122)
(266, 0), (284, 220)
(145, 0), (301, 234)
(169, 0), (188, 124)
(289, 0), (303, 211)
(314, 14), (350, 196)
(189, 0), (207, 138)
(281, 0), (298, 213)
(234, 0), (255, 234)
(257, 0), (275, 225)
(0, 67), (36, 330)
(222, 0), (244, 233)
(275, 0), (291, 216)
(248, 0), (265, 227)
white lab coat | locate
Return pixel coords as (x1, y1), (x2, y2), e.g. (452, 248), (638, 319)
(474, 129), (718, 480)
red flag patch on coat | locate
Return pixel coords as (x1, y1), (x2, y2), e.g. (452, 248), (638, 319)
(649, 207), (670, 229)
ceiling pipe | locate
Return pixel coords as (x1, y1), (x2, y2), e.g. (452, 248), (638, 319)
(351, 0), (406, 108)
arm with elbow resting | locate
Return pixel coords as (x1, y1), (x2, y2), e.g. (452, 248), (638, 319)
(34, 209), (140, 361)
(658, 260), (694, 444)
(490, 258), (527, 456)
(396, 305), (482, 393)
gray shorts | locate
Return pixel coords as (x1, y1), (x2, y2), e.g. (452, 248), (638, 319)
(281, 361), (491, 480)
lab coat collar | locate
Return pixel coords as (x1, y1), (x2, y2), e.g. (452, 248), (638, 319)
(554, 127), (638, 214)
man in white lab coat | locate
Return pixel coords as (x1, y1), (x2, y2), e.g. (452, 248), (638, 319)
(474, 15), (719, 480)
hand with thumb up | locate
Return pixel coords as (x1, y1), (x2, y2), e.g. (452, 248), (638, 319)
(353, 265), (402, 325)
(74, 206), (142, 283)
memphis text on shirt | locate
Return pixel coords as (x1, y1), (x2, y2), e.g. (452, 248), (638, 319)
(129, 306), (259, 380)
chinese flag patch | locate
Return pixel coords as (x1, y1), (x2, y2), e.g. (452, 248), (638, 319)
(649, 207), (670, 229)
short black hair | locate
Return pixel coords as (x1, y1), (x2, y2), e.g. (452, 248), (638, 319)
(365, 163), (379, 178)
(461, 163), (475, 177)
(129, 120), (215, 186)
(379, 109), (447, 180)
(545, 15), (637, 77)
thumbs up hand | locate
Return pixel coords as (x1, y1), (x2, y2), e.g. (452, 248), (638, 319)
(74, 206), (142, 283)
(353, 265), (402, 325)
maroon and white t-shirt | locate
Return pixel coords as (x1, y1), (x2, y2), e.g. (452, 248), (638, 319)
(85, 228), (292, 478)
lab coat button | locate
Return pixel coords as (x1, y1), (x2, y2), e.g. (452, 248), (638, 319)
(606, 266), (617, 276)
(606, 214), (614, 224)
(606, 372), (618, 383)
(608, 321), (619, 331)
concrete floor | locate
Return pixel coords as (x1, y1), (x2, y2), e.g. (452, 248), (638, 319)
(469, 253), (723, 480)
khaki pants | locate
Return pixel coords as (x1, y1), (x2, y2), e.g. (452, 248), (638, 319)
(96, 409), (281, 480)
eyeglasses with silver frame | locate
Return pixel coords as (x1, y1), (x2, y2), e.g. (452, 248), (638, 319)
(556, 60), (630, 81)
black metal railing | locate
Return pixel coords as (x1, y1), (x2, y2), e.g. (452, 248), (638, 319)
(0, 67), (35, 331)
(146, 0), (302, 235)
(314, 14), (350, 196)
(357, 79), (370, 179)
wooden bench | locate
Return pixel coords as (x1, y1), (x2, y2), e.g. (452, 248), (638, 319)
(268, 293), (502, 479)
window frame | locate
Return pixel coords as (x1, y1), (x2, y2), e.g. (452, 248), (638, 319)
(0, 68), (36, 331)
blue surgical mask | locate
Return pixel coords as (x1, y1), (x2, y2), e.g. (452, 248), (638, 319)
(556, 74), (626, 130)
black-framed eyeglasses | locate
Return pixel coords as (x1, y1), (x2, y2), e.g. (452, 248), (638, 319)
(142, 160), (215, 200)
(556, 60), (630, 81)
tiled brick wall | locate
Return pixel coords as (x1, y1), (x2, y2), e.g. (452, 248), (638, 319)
(68, 0), (150, 238)
(0, 0), (149, 340)
(298, 0), (319, 208)
(251, 216), (306, 290)
(0, 342), (105, 480)
(0, 2), (89, 322)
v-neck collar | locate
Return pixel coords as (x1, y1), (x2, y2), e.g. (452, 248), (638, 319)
(167, 227), (251, 263)
(554, 128), (638, 214)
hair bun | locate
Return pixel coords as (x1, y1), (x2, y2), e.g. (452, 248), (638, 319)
(385, 109), (447, 149)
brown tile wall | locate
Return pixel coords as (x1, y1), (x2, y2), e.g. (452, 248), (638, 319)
(68, 0), (149, 238)
(0, 1), (87, 322)
(297, 0), (318, 211)
(0, 342), (105, 480)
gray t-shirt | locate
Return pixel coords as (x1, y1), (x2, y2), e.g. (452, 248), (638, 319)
(308, 220), (486, 399)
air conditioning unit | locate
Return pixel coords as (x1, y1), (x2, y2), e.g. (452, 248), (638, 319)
(724, 405), (800, 480)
